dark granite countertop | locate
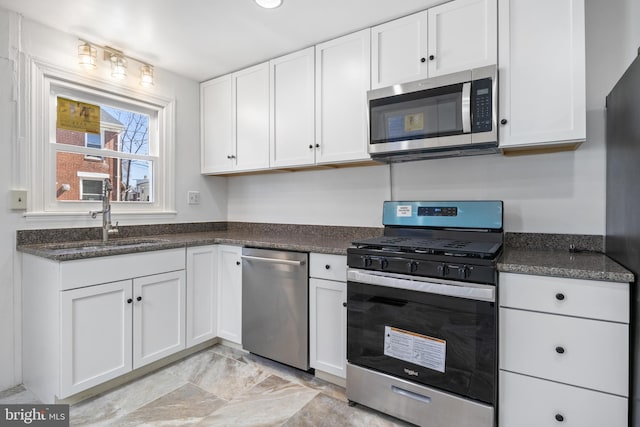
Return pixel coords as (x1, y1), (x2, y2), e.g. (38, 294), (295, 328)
(16, 223), (383, 262)
(16, 224), (635, 283)
(497, 248), (634, 283)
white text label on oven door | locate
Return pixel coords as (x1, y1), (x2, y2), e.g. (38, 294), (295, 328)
(384, 326), (446, 373)
(396, 205), (412, 217)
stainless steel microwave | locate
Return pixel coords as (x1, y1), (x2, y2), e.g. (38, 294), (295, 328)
(368, 65), (498, 162)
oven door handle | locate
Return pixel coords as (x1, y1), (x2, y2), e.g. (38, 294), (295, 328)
(347, 269), (495, 302)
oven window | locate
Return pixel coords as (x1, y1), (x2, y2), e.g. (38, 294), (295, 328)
(369, 83), (464, 144)
(347, 281), (496, 404)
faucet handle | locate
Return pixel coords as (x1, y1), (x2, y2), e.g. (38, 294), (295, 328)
(108, 221), (120, 235)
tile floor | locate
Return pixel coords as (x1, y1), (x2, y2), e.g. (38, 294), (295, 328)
(0, 344), (412, 426)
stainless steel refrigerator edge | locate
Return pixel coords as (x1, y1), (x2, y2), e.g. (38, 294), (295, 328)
(605, 49), (640, 426)
(241, 248), (309, 371)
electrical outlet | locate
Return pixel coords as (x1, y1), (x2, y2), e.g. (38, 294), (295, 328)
(11, 190), (27, 210)
(187, 191), (201, 205)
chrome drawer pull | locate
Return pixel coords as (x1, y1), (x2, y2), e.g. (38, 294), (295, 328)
(391, 385), (432, 404)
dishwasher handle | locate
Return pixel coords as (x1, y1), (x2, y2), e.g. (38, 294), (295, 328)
(241, 255), (306, 266)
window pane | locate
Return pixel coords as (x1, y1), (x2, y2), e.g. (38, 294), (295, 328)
(56, 152), (153, 202)
(102, 106), (150, 156)
(55, 101), (150, 157)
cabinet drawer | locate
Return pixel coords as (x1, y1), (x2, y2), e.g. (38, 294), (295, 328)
(499, 272), (629, 323)
(500, 371), (627, 427)
(310, 253), (347, 282)
(500, 308), (628, 396)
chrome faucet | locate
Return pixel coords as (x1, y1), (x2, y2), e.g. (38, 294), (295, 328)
(90, 178), (119, 242)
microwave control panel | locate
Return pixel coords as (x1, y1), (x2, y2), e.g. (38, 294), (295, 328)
(471, 78), (493, 133)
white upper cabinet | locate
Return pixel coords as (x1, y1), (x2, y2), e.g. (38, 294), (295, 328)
(371, 11), (429, 89)
(234, 63), (270, 171)
(315, 29), (371, 164)
(498, 0), (586, 150)
(371, 0), (497, 89)
(201, 75), (233, 173)
(201, 63), (270, 174)
(427, 0), (497, 77)
(270, 47), (316, 168)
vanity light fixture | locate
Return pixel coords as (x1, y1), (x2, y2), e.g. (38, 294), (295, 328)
(255, 0), (282, 9)
(77, 42), (97, 69)
(140, 64), (154, 87)
(78, 40), (155, 86)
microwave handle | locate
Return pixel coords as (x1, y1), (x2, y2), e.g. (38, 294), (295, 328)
(462, 82), (471, 134)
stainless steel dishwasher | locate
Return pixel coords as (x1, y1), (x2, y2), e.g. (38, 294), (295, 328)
(241, 247), (309, 371)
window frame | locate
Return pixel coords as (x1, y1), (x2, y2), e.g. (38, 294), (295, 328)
(27, 59), (176, 218)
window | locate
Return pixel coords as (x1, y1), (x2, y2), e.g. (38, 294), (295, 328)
(85, 132), (102, 150)
(80, 178), (105, 200)
(28, 59), (176, 217)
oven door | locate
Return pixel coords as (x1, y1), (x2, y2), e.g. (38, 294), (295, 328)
(346, 268), (496, 405)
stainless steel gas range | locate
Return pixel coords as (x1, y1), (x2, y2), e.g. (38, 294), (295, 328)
(346, 200), (503, 427)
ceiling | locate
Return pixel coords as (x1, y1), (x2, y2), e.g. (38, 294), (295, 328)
(0, 0), (442, 82)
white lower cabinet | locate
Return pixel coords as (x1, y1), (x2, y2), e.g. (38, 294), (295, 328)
(309, 253), (347, 379)
(500, 371), (628, 427)
(133, 272), (186, 368)
(217, 245), (243, 344)
(60, 280), (133, 397)
(23, 248), (186, 403)
(186, 245), (218, 347)
(60, 270), (186, 398)
(498, 272), (629, 427)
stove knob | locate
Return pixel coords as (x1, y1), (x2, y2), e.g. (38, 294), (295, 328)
(437, 263), (449, 277)
(457, 266), (470, 279)
(379, 258), (389, 270)
(407, 261), (419, 273)
(362, 256), (372, 268)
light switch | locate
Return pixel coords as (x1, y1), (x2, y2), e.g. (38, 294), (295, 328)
(11, 190), (27, 210)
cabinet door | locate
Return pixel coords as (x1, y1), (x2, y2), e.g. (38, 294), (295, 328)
(309, 278), (346, 378)
(217, 245), (243, 344)
(500, 371), (628, 427)
(234, 62), (270, 172)
(315, 29), (371, 164)
(427, 0), (497, 77)
(133, 271), (186, 369)
(498, 0), (585, 148)
(186, 246), (218, 347)
(201, 75), (234, 173)
(270, 47), (316, 168)
(60, 280), (133, 398)
(371, 11), (428, 89)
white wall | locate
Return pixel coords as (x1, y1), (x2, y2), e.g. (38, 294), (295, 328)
(0, 9), (226, 391)
(228, 0), (640, 234)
